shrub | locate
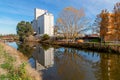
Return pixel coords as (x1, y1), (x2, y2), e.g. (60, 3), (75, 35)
(90, 39), (101, 42)
(16, 21), (34, 42)
(41, 34), (50, 41)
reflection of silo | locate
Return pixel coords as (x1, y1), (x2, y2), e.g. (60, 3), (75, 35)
(33, 46), (54, 70)
(44, 48), (54, 67)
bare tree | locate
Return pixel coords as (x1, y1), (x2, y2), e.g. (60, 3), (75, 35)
(54, 25), (58, 36)
(56, 7), (89, 41)
(92, 15), (101, 34)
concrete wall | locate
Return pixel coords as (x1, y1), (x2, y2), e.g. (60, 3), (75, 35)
(37, 15), (44, 34)
(44, 13), (54, 36)
(32, 20), (38, 33)
(34, 8), (47, 20)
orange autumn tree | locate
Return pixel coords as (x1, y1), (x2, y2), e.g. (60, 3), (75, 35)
(94, 9), (109, 42)
(99, 10), (109, 41)
(113, 2), (120, 41)
(94, 2), (120, 42)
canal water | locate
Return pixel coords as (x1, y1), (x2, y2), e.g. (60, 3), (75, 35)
(7, 42), (120, 80)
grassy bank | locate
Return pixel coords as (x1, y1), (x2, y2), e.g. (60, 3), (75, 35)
(0, 41), (41, 80)
(41, 41), (120, 53)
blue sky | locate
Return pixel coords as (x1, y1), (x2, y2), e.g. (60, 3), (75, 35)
(0, 0), (119, 34)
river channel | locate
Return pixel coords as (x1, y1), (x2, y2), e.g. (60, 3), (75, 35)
(7, 42), (120, 80)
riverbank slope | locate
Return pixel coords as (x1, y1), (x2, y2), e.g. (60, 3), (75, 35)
(0, 41), (42, 80)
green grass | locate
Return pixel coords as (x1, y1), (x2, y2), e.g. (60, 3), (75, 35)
(0, 45), (32, 80)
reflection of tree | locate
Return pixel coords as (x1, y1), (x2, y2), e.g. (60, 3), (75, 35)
(55, 48), (96, 80)
(93, 53), (120, 80)
(55, 48), (84, 80)
(41, 44), (50, 51)
(17, 42), (34, 58)
(55, 48), (120, 80)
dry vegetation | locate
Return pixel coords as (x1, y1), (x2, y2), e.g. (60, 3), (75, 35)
(0, 41), (42, 80)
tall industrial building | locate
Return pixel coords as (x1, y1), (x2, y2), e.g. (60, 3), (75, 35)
(32, 8), (54, 36)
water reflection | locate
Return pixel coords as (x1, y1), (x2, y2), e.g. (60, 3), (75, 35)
(31, 44), (60, 80)
(94, 54), (120, 80)
(55, 48), (97, 80)
(7, 42), (120, 80)
(32, 44), (54, 70)
(17, 42), (34, 58)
